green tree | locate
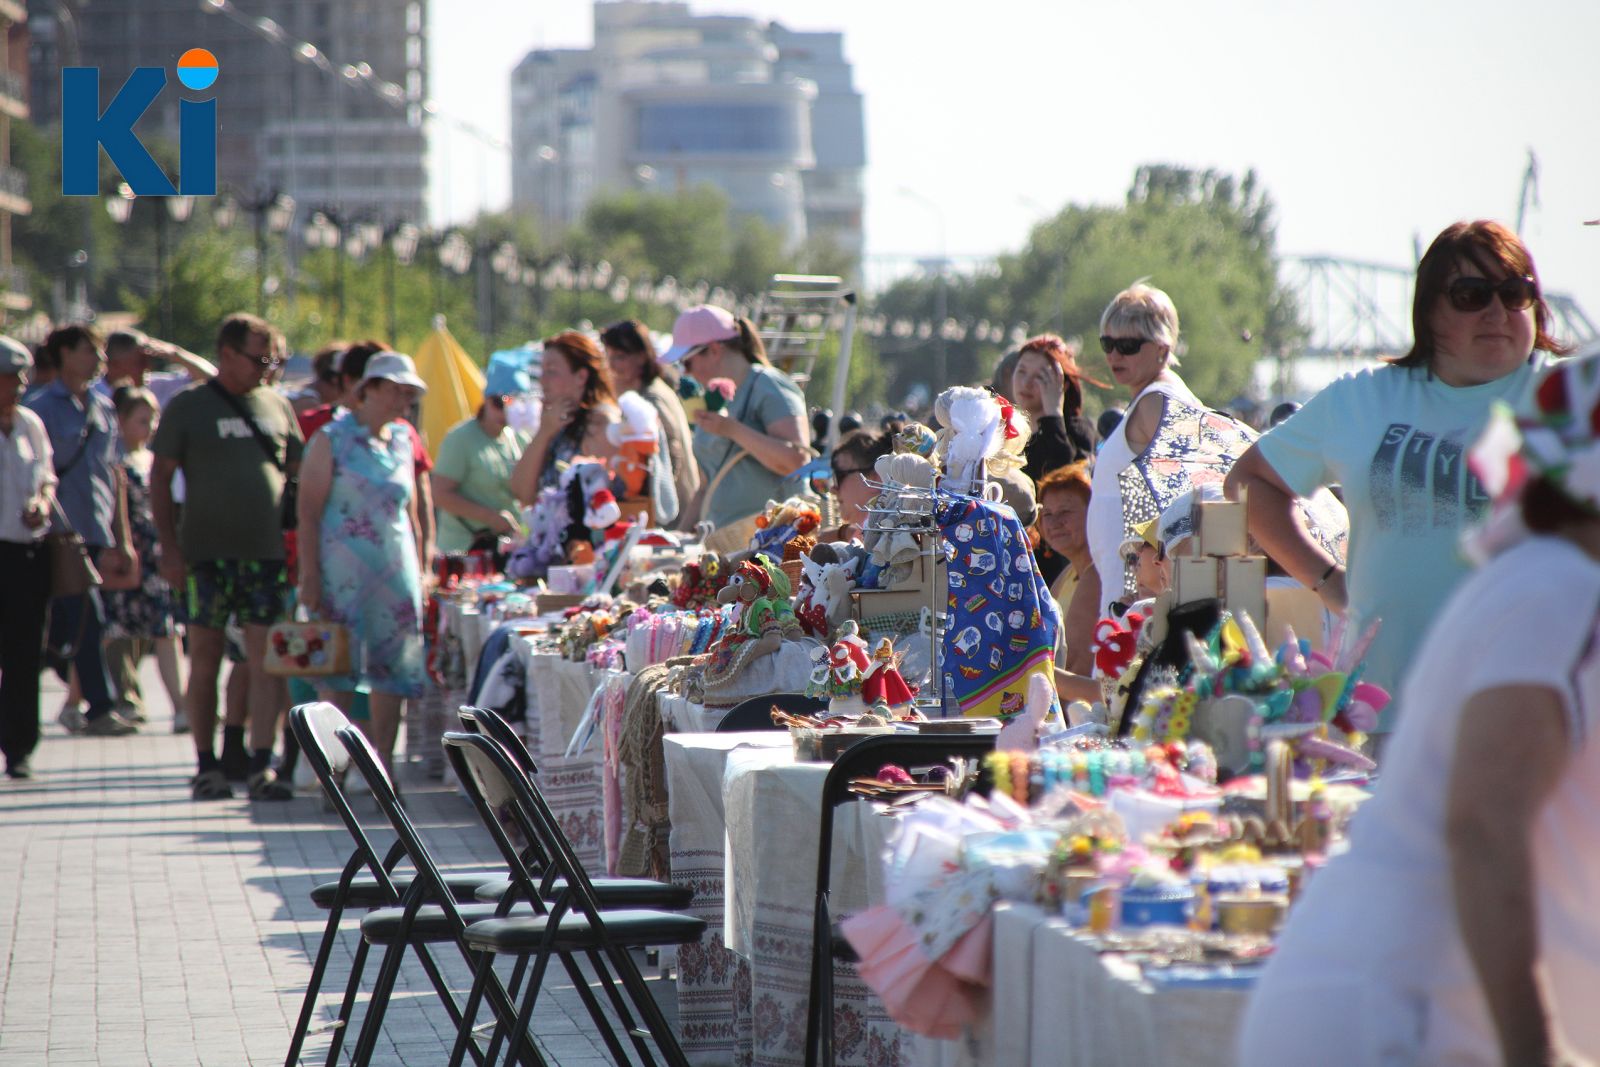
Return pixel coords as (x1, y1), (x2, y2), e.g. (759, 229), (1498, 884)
(870, 165), (1303, 412)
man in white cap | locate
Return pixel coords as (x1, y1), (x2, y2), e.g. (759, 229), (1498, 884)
(0, 336), (56, 777)
(151, 313), (303, 801)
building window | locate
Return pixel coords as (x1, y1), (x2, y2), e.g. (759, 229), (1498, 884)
(635, 103), (799, 155)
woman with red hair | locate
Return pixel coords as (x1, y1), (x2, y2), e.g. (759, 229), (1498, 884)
(1011, 333), (1099, 486)
(509, 331), (620, 504)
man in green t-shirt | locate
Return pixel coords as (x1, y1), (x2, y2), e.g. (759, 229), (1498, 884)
(151, 313), (303, 801)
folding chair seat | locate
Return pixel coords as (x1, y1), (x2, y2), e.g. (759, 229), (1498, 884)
(456, 706), (695, 911)
(285, 702), (502, 1067)
(443, 731), (704, 1067)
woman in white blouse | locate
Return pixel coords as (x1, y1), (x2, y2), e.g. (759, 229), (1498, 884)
(0, 336), (57, 779)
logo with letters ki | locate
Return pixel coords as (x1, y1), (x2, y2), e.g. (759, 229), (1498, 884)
(61, 48), (220, 196)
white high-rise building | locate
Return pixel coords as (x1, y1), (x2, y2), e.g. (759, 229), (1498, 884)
(510, 1), (864, 260)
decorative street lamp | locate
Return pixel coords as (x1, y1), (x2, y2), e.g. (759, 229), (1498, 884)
(104, 181), (196, 336)
(383, 221), (420, 345)
(215, 189), (296, 317)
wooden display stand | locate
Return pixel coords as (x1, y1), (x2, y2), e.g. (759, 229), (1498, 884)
(1168, 492), (1267, 630)
(852, 549), (946, 622)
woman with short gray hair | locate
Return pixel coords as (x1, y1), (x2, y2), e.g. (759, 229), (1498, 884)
(1084, 283), (1253, 616)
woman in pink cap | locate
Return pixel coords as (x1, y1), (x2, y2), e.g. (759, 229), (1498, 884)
(661, 304), (809, 541)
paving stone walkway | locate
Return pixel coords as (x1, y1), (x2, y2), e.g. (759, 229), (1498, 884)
(0, 665), (680, 1066)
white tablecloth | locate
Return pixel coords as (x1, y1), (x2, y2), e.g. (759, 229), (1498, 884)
(663, 733), (790, 1064)
(519, 646), (609, 873)
(912, 902), (1251, 1067)
(658, 691), (723, 734)
(664, 733), (910, 1067)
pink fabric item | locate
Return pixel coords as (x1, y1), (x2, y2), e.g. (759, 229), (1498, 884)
(841, 906), (993, 1040)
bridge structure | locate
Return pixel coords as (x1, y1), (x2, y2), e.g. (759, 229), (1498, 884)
(1282, 253), (1599, 361)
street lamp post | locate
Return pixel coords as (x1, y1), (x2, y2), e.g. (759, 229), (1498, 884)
(105, 182), (194, 336)
(1020, 195), (1066, 331)
(898, 187), (949, 393)
(302, 209), (349, 334)
(215, 190), (296, 318)
(384, 222), (420, 346)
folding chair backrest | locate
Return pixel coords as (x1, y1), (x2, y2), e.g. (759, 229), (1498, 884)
(445, 731), (609, 924)
(715, 693), (823, 732)
(335, 724), (474, 927)
(442, 733), (568, 912)
(290, 701), (399, 892)
(460, 705), (540, 777)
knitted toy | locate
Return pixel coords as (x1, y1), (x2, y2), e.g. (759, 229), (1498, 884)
(608, 391), (660, 499)
(677, 374), (706, 419)
(560, 460), (622, 565)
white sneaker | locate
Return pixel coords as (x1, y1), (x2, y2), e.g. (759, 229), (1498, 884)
(57, 705), (87, 734)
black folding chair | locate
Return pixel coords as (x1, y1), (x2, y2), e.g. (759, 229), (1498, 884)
(714, 693), (825, 732)
(285, 702), (503, 1067)
(443, 731), (706, 1067)
(803, 733), (997, 1067)
(456, 706), (695, 911)
(333, 723), (553, 1067)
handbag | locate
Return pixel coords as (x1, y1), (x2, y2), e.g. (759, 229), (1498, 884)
(46, 499), (102, 599)
(264, 609), (351, 677)
(208, 380), (298, 531)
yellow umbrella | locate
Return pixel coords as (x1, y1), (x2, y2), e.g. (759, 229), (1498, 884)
(412, 316), (484, 457)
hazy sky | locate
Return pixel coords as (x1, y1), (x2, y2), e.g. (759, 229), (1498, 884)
(428, 0), (1600, 314)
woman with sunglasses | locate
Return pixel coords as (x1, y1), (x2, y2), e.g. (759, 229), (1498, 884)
(1086, 283), (1236, 615)
(660, 304), (810, 547)
(1226, 220), (1572, 739)
(827, 429), (894, 534)
(600, 319), (700, 527)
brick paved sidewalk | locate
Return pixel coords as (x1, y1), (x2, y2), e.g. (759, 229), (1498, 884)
(0, 665), (679, 1066)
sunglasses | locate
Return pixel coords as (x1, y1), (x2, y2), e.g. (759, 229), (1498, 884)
(235, 348), (283, 368)
(1099, 335), (1149, 357)
(1446, 275), (1537, 314)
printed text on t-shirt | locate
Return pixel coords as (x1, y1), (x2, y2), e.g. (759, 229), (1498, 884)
(1368, 422), (1489, 534)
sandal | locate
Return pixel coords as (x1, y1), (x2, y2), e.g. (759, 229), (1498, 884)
(191, 768), (233, 800)
(247, 768), (294, 801)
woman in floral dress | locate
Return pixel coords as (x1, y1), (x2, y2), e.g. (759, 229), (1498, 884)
(296, 354), (428, 770)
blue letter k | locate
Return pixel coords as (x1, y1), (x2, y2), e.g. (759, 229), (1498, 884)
(62, 67), (176, 196)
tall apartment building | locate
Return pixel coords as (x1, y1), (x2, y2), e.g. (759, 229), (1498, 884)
(27, 0), (427, 225)
(510, 0), (865, 260)
(1, 0), (28, 317)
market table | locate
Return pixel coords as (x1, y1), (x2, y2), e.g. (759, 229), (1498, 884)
(663, 732), (909, 1067)
(912, 901), (1253, 1067)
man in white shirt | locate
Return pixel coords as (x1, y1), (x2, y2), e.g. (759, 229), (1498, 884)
(0, 336), (56, 777)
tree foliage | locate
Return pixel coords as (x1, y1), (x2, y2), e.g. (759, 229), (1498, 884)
(872, 165), (1303, 412)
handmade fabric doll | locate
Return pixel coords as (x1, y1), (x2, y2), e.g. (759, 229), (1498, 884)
(609, 391), (660, 499)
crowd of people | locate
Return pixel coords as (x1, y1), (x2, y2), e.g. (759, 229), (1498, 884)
(0, 216), (1594, 1061)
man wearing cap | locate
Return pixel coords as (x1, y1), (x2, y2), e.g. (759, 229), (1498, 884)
(151, 313), (303, 800)
(431, 357), (530, 554)
(25, 324), (138, 737)
(94, 329), (217, 409)
(0, 336), (57, 776)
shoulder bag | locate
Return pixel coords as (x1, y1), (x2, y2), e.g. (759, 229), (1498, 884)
(46, 497), (101, 599)
(208, 380), (298, 530)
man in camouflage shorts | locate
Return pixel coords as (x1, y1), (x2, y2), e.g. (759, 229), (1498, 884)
(152, 314), (303, 800)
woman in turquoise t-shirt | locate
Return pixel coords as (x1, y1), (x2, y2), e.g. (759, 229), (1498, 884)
(1226, 220), (1573, 733)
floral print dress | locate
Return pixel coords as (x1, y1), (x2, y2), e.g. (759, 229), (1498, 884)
(103, 449), (177, 640)
(315, 414), (424, 697)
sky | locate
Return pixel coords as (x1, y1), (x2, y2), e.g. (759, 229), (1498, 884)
(427, 0), (1600, 316)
